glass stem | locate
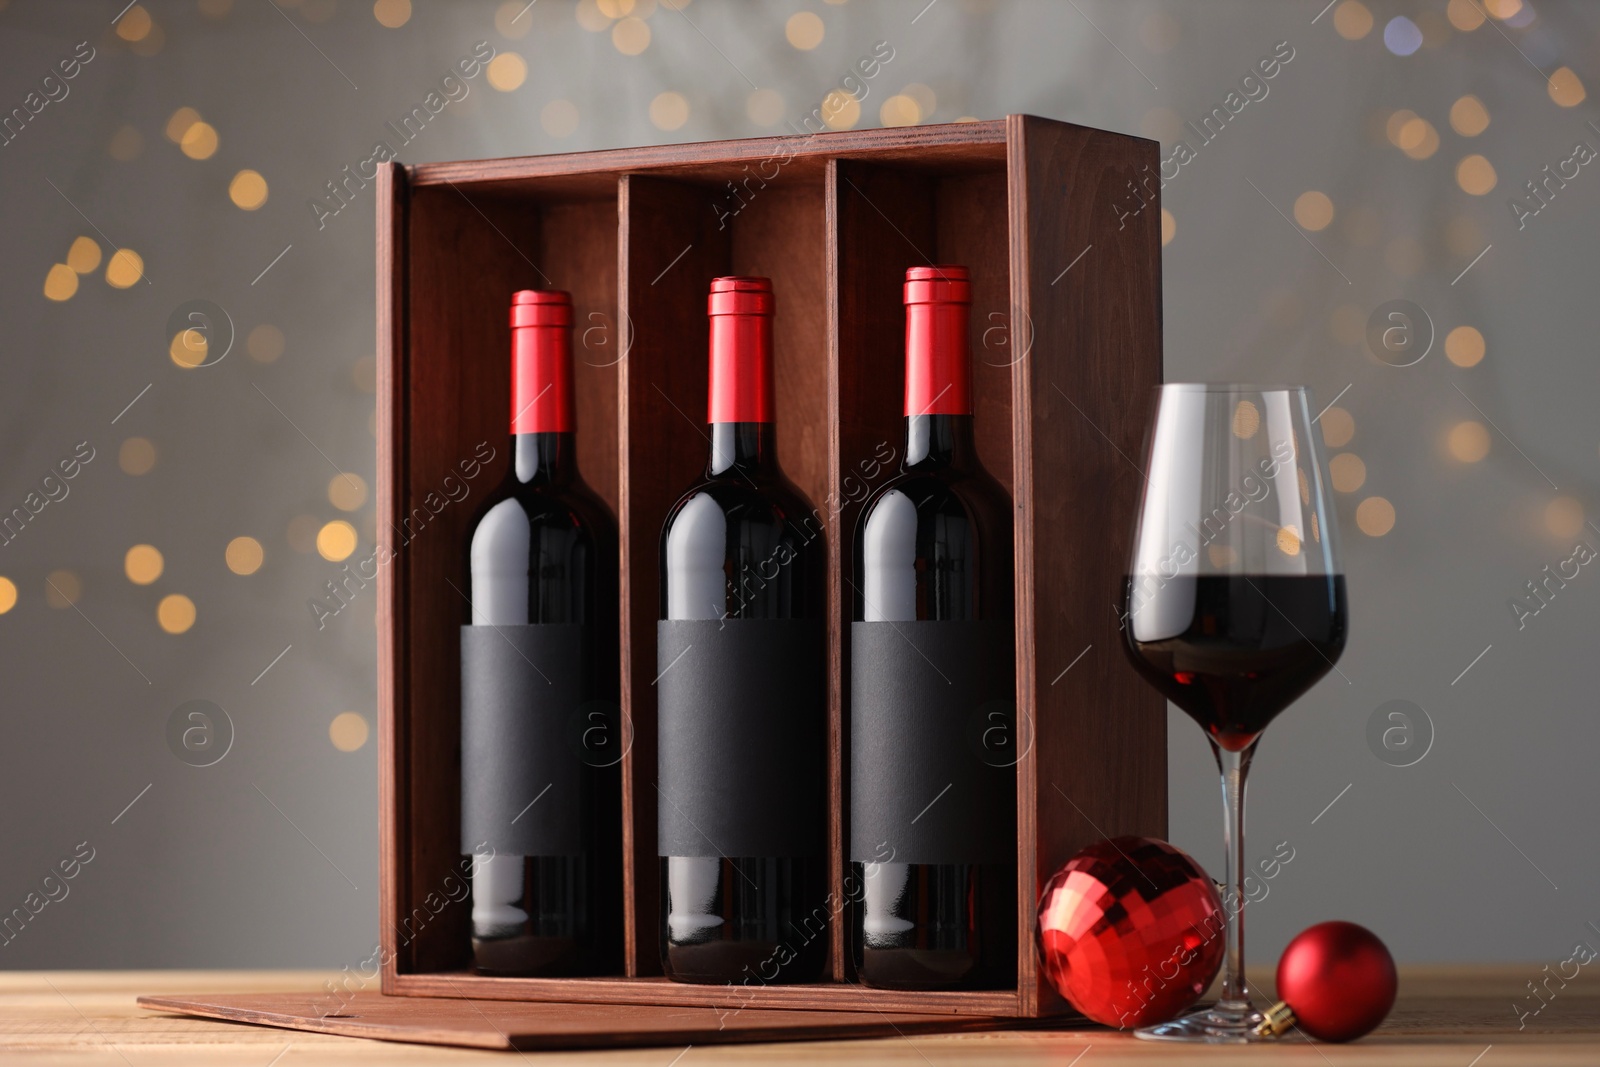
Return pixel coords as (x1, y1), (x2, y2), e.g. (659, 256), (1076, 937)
(1214, 741), (1255, 1011)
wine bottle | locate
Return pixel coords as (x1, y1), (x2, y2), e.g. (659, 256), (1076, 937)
(849, 264), (1016, 990)
(461, 289), (621, 976)
(657, 276), (829, 985)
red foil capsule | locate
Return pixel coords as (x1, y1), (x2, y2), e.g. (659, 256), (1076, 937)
(903, 265), (972, 417)
(707, 276), (774, 424)
(510, 289), (574, 434)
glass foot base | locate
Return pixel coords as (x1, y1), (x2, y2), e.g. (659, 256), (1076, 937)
(1135, 1003), (1268, 1044)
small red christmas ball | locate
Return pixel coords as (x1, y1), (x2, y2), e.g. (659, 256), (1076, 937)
(1036, 837), (1225, 1028)
(1275, 921), (1397, 1042)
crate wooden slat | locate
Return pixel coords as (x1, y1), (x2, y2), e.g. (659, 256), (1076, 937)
(365, 113), (1165, 1031)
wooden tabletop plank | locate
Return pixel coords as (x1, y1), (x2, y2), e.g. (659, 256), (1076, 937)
(0, 968), (1596, 1064)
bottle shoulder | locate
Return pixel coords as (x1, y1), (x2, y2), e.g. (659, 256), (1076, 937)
(469, 474), (616, 547)
(858, 466), (1012, 533)
(663, 472), (820, 538)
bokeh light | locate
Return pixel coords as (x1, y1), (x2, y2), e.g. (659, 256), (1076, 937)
(1293, 190), (1334, 231)
(125, 544), (164, 585)
(229, 169), (269, 210)
(0, 577), (16, 615)
(650, 91), (690, 130)
(247, 324), (285, 362)
(373, 0), (411, 28)
(180, 121), (219, 160)
(46, 570), (81, 609)
(1448, 421), (1491, 462)
(1546, 497), (1585, 539)
(43, 264), (78, 302)
(115, 5), (152, 41)
(329, 474), (368, 512)
(1334, 1), (1374, 40)
(330, 712), (371, 752)
(821, 90), (860, 131)
(108, 125), (143, 161)
(786, 11), (824, 50)
(487, 52), (527, 91)
(67, 237), (102, 274)
(158, 594), (196, 634)
(1320, 406), (1355, 448)
(170, 328), (207, 368)
(1356, 496), (1396, 536)
(1548, 68), (1586, 108)
(226, 536), (265, 576)
(1447, 0), (1486, 30)
(1160, 208), (1175, 246)
(1457, 154), (1497, 195)
(317, 520), (358, 561)
(1450, 95), (1489, 136)
(1329, 453), (1367, 492)
(119, 437), (157, 475)
(880, 94), (920, 127)
(105, 249), (145, 288)
(1383, 16), (1423, 55)
(612, 17), (651, 54)
(1445, 325), (1485, 367)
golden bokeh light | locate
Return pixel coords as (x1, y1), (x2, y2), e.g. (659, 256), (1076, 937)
(1356, 496), (1396, 537)
(880, 94), (920, 127)
(115, 4), (152, 41)
(1445, 325), (1485, 367)
(1385, 109), (1418, 147)
(1160, 208), (1176, 246)
(124, 544), (164, 585)
(247, 323), (285, 363)
(786, 11), (825, 50)
(613, 16), (651, 54)
(1208, 544), (1237, 568)
(0, 576), (15, 615)
(169, 328), (207, 368)
(330, 711), (371, 752)
(495, 0), (534, 38)
(229, 169), (269, 210)
(1484, 0), (1522, 18)
(1448, 421), (1491, 463)
(821, 89), (860, 131)
(226, 536), (264, 576)
(1450, 94), (1489, 136)
(158, 594), (196, 634)
(43, 264), (78, 302)
(1456, 154), (1497, 195)
(165, 107), (201, 143)
(373, 0), (411, 28)
(746, 88), (784, 126)
(1333, 1), (1373, 39)
(1293, 190), (1334, 231)
(1320, 406), (1355, 448)
(1548, 67), (1586, 108)
(329, 474), (368, 511)
(1329, 453), (1367, 492)
(317, 520), (358, 561)
(575, 0), (612, 31)
(287, 515), (320, 554)
(119, 437), (156, 475)
(108, 124), (143, 161)
(1399, 118), (1439, 159)
(1231, 400), (1261, 439)
(541, 99), (580, 137)
(649, 91), (689, 130)
(486, 52), (527, 91)
(105, 249), (145, 288)
(1447, 0), (1486, 30)
(1276, 526), (1302, 557)
(1546, 496), (1585, 539)
(180, 121), (219, 160)
(46, 570), (81, 609)
(596, 0), (635, 15)
(902, 83), (936, 117)
(130, 21), (164, 56)
(67, 237), (102, 274)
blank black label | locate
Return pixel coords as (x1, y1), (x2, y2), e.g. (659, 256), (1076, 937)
(850, 620), (1017, 865)
(656, 619), (825, 859)
(460, 623), (586, 857)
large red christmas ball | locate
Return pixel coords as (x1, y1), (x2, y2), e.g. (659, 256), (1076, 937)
(1036, 837), (1225, 1028)
(1275, 921), (1396, 1042)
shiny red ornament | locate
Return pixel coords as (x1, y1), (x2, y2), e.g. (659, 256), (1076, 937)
(1036, 837), (1226, 1029)
(1265, 921), (1397, 1042)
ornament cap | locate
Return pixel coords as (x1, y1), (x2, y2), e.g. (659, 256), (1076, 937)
(1254, 1001), (1296, 1038)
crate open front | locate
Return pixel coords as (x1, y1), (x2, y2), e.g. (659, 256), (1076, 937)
(377, 116), (1167, 1022)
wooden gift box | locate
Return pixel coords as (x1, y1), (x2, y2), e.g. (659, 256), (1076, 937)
(373, 114), (1166, 1025)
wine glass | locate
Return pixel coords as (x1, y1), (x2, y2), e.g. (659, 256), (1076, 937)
(1120, 384), (1349, 1042)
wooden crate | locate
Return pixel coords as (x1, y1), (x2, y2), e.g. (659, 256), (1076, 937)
(372, 114), (1166, 1024)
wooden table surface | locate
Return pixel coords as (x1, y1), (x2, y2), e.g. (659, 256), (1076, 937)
(0, 968), (1594, 1065)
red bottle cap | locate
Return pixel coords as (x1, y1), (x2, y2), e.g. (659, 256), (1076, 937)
(707, 276), (774, 424)
(903, 265), (972, 417)
(510, 289), (574, 434)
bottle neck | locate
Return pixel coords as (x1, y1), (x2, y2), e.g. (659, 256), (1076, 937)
(510, 318), (576, 486)
(904, 413), (977, 470)
(512, 431), (577, 485)
(707, 422), (777, 478)
(903, 297), (973, 471)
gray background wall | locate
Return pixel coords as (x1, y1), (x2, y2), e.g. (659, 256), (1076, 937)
(1, 0), (1595, 972)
